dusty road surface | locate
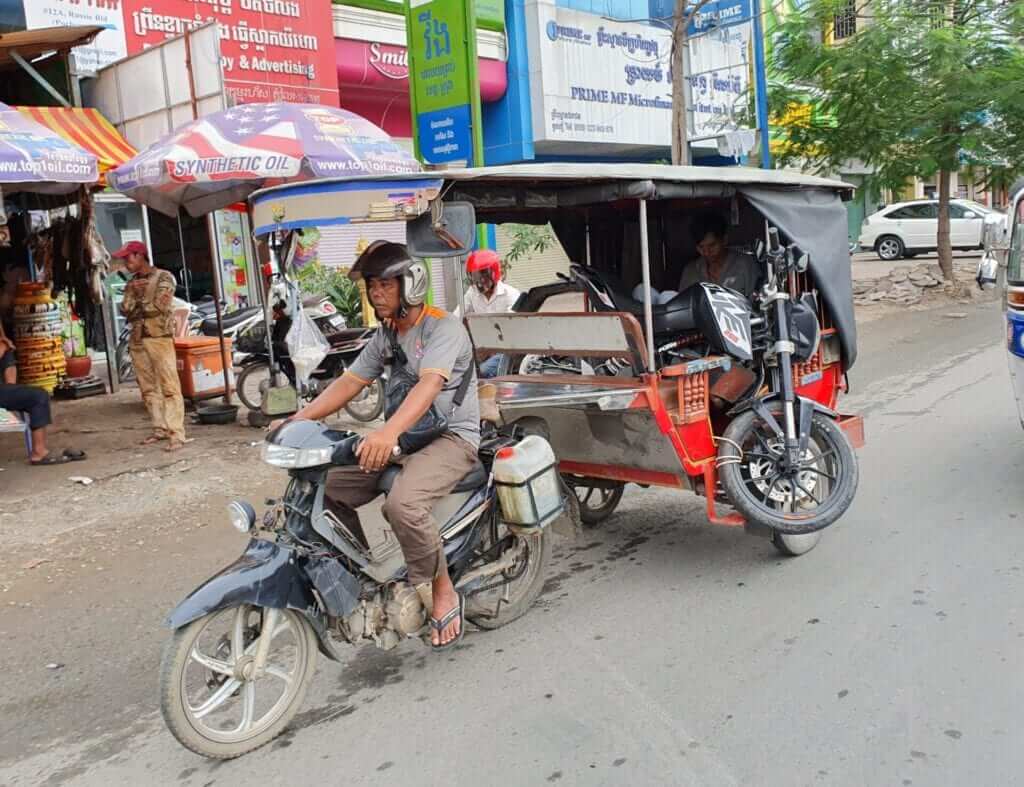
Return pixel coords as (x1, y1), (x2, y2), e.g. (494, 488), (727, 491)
(2, 297), (1023, 787)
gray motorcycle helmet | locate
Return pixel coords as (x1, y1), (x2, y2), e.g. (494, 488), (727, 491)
(348, 241), (429, 311)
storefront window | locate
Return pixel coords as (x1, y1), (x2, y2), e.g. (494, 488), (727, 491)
(93, 196), (145, 261)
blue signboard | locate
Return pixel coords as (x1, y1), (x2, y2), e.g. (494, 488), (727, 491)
(688, 0), (752, 35)
(417, 104), (473, 163)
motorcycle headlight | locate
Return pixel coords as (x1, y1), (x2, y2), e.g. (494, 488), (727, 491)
(228, 500), (256, 534)
(260, 441), (333, 468)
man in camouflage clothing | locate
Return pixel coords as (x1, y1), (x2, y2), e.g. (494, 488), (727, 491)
(116, 241), (186, 451)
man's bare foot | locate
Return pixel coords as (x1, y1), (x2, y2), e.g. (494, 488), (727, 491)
(430, 576), (462, 648)
(141, 434), (165, 445)
(164, 439), (185, 452)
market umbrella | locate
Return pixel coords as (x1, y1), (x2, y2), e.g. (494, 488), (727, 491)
(108, 104), (421, 411)
(0, 101), (98, 194)
(107, 103), (421, 217)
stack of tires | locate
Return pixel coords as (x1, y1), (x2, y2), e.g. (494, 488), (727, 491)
(13, 283), (65, 392)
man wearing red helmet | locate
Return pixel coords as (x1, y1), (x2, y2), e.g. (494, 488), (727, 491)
(460, 249), (520, 378)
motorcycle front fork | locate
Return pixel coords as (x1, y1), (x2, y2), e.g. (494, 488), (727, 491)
(773, 298), (802, 470)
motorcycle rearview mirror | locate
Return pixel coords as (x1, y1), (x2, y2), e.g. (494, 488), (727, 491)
(976, 252), (998, 291)
(406, 200), (477, 259)
(787, 244), (810, 274)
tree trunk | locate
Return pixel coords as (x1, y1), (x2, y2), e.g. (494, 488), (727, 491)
(671, 0), (689, 165)
(936, 169), (955, 282)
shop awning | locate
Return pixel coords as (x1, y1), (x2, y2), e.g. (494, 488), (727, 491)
(0, 26), (103, 71)
(16, 106), (137, 185)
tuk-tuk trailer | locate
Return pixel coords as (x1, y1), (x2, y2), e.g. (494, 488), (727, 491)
(251, 163), (865, 556)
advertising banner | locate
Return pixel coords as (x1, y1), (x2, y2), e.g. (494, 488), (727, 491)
(353, 0), (504, 30)
(526, 3), (673, 148)
(23, 0), (129, 73)
(122, 1), (339, 107)
(406, 0), (474, 164)
(687, 10), (752, 141)
(526, 1), (752, 151)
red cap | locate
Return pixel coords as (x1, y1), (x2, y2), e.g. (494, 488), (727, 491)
(112, 240), (149, 259)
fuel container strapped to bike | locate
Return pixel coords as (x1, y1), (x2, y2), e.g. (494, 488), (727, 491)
(492, 435), (563, 530)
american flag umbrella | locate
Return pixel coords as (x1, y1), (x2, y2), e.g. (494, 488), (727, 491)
(108, 103), (421, 217)
(0, 102), (98, 193)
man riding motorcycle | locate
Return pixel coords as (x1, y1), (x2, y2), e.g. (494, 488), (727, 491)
(273, 241), (479, 649)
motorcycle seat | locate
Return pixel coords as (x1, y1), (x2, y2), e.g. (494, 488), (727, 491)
(584, 269), (699, 336)
(200, 306), (261, 335)
(376, 459), (488, 495)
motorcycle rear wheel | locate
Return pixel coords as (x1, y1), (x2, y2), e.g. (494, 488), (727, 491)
(160, 605), (318, 760)
(465, 527), (551, 630)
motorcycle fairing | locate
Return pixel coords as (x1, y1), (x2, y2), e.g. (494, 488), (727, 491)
(164, 538), (360, 627)
(697, 283), (753, 361)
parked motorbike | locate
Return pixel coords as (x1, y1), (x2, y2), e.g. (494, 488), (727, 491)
(501, 232), (859, 538)
(115, 297), (261, 383)
(160, 420), (559, 759)
(233, 286), (385, 424)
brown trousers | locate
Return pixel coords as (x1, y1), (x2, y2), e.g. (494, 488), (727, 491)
(131, 337), (185, 442)
(325, 432), (478, 585)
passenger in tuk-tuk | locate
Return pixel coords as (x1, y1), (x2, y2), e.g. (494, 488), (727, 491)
(678, 210), (761, 299)
(674, 210), (762, 409)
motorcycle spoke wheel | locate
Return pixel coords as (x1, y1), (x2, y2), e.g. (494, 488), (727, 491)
(235, 363), (271, 412)
(344, 378), (384, 422)
(161, 606), (318, 759)
(465, 520), (551, 630)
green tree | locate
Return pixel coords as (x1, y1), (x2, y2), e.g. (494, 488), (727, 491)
(772, 0), (1024, 283)
(294, 262), (364, 327)
(500, 224), (555, 277)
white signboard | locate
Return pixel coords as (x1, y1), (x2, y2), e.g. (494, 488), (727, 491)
(687, 21), (752, 141)
(24, 0), (129, 74)
(525, 0), (752, 153)
(525, 2), (673, 149)
(86, 22), (226, 151)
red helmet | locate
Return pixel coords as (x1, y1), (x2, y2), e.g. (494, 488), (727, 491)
(466, 249), (501, 282)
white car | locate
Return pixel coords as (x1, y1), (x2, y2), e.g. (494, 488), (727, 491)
(858, 199), (1001, 261)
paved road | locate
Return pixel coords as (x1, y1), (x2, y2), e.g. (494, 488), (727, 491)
(4, 299), (1023, 786)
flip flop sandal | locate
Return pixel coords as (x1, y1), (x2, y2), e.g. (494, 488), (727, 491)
(62, 449), (87, 462)
(30, 453), (70, 466)
(429, 594), (466, 652)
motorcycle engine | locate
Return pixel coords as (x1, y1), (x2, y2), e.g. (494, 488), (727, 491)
(339, 582), (425, 650)
(385, 582), (427, 636)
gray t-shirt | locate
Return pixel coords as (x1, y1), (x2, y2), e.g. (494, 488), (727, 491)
(678, 249), (761, 299)
(347, 306), (480, 448)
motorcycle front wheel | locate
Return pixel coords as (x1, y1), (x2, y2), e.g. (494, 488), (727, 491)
(160, 605), (318, 759)
(344, 378), (385, 422)
(718, 406), (859, 537)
